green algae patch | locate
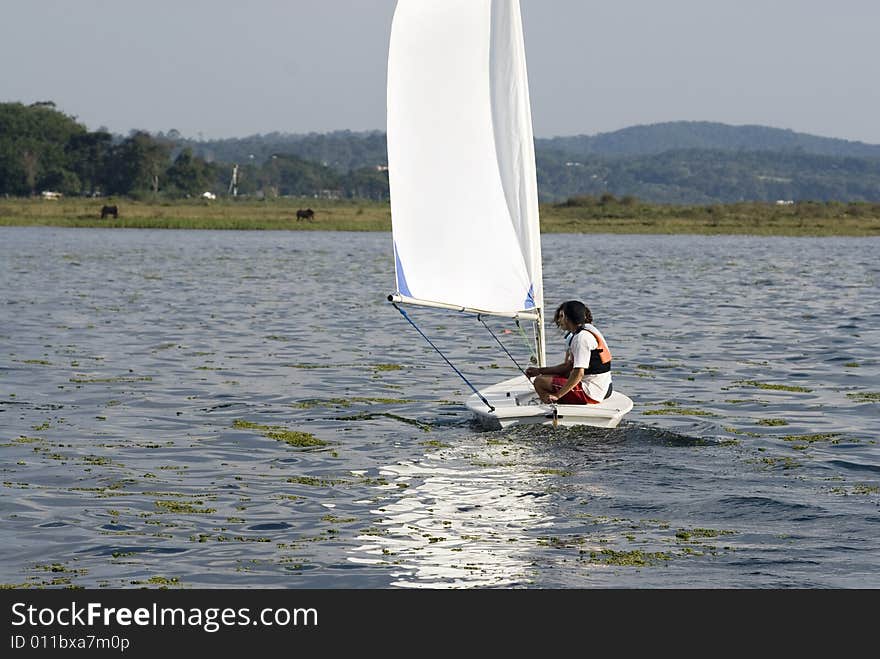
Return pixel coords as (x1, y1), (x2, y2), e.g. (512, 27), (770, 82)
(373, 363), (404, 372)
(585, 549), (672, 567)
(233, 419), (265, 430)
(643, 408), (715, 416)
(69, 375), (153, 384)
(643, 402), (716, 417)
(81, 455), (111, 465)
(758, 456), (801, 470)
(292, 396), (414, 409)
(233, 419), (327, 447)
(422, 439), (451, 449)
(13, 436), (43, 444)
(132, 576), (180, 587)
(265, 429), (326, 447)
(722, 426), (762, 437)
(757, 418), (789, 426)
(33, 563), (88, 575)
(675, 528), (735, 541)
(853, 484), (880, 495)
(353, 396), (414, 404)
(847, 392), (880, 402)
(538, 536), (587, 549)
(781, 432), (841, 444)
(359, 476), (391, 486)
(286, 476), (341, 487)
(154, 500), (216, 514)
(292, 398), (345, 409)
(1, 579), (67, 589)
(735, 380), (812, 393)
(321, 514), (358, 524)
(537, 468), (574, 477)
(831, 484), (880, 496)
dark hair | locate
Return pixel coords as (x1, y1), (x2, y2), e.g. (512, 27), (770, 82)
(553, 303), (565, 325)
(560, 300), (593, 327)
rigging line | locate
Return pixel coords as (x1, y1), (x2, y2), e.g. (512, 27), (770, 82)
(514, 318), (537, 364)
(392, 303), (495, 412)
(478, 314), (529, 378)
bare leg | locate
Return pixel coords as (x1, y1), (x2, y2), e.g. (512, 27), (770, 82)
(533, 375), (556, 403)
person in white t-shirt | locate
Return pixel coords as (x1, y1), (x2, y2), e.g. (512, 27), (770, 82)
(525, 300), (613, 405)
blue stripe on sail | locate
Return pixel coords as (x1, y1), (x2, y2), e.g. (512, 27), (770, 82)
(394, 241), (413, 297)
(524, 283), (535, 309)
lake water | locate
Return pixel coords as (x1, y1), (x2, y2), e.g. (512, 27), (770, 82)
(1, 227), (878, 588)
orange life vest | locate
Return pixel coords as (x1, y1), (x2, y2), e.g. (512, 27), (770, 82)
(576, 325), (612, 374)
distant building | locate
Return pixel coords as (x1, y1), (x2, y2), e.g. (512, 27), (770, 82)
(775, 200), (794, 205)
(41, 191), (62, 200)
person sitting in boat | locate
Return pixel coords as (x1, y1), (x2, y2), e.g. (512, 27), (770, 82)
(551, 302), (575, 365)
(524, 300), (613, 405)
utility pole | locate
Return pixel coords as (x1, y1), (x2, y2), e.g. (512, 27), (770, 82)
(228, 164), (239, 197)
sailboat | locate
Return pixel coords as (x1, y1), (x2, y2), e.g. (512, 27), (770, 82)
(386, 0), (633, 429)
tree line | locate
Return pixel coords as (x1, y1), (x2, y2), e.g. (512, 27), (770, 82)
(535, 148), (880, 204)
(183, 121), (880, 204)
(0, 102), (388, 200)
(4, 101), (880, 204)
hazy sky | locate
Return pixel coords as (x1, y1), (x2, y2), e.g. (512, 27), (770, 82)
(3, 0), (878, 142)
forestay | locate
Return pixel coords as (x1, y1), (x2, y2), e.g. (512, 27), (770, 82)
(387, 0), (543, 317)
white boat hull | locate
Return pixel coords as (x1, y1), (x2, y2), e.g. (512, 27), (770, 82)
(465, 375), (633, 429)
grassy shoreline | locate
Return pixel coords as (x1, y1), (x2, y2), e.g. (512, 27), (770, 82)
(2, 197), (880, 236)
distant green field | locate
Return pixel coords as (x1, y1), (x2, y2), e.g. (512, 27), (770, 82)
(0, 198), (391, 231)
(2, 197), (879, 236)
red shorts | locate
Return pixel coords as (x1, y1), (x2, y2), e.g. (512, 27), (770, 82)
(551, 377), (601, 405)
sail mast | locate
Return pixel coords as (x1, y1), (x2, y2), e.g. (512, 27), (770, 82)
(536, 307), (546, 367)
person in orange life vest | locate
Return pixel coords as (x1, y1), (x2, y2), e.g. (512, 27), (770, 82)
(524, 300), (613, 405)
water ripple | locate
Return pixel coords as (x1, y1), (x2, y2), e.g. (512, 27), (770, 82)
(0, 228), (878, 588)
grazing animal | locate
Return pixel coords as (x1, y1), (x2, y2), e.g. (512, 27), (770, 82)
(100, 205), (118, 219)
(296, 208), (315, 221)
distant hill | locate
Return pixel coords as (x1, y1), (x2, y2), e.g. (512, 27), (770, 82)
(540, 121), (880, 160)
(175, 130), (388, 172)
(4, 100), (880, 203)
(536, 148), (880, 204)
(173, 121), (880, 203)
(182, 121), (880, 170)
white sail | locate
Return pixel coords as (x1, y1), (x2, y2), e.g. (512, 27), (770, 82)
(387, 0), (543, 316)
